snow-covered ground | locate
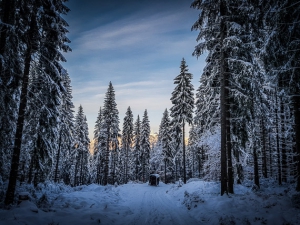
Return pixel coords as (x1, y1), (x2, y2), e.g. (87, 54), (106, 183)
(0, 179), (299, 225)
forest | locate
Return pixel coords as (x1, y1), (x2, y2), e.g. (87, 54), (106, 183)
(0, 0), (300, 211)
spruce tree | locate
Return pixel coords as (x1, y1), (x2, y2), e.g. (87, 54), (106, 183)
(133, 115), (141, 181)
(141, 109), (151, 182)
(92, 107), (106, 184)
(73, 106), (90, 186)
(102, 82), (119, 185)
(121, 106), (134, 184)
(170, 58), (194, 184)
(159, 109), (173, 183)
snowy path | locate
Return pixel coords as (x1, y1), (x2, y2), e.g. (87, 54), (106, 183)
(1, 181), (300, 225)
(117, 182), (199, 225)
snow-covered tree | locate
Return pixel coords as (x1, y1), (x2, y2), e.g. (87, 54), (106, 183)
(140, 109), (151, 182)
(170, 58), (194, 184)
(4, 0), (71, 205)
(133, 115), (141, 181)
(73, 105), (90, 186)
(159, 109), (173, 183)
(102, 82), (119, 185)
(92, 107), (106, 184)
(121, 106), (134, 184)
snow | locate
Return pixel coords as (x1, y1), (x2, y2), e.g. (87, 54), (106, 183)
(150, 174), (160, 178)
(0, 180), (299, 225)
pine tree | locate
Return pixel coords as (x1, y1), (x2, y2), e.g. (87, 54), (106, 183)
(133, 115), (141, 181)
(170, 58), (194, 184)
(4, 0), (71, 204)
(159, 109), (173, 183)
(121, 106), (134, 184)
(56, 70), (75, 184)
(92, 107), (106, 184)
(0, 0), (22, 182)
(191, 0), (266, 194)
(73, 106), (90, 186)
(141, 109), (151, 182)
(4, 1), (41, 204)
(102, 82), (119, 185)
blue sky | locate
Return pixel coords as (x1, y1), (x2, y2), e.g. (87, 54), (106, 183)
(63, 0), (206, 139)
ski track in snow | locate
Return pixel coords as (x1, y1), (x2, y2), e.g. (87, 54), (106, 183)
(118, 182), (198, 225)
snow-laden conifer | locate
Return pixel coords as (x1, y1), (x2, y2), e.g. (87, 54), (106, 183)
(133, 115), (141, 181)
(159, 109), (173, 183)
(170, 58), (194, 184)
(121, 106), (134, 184)
(102, 82), (119, 185)
(141, 109), (151, 182)
(73, 106), (90, 186)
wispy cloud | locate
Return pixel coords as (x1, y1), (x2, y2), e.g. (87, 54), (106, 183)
(65, 3), (206, 138)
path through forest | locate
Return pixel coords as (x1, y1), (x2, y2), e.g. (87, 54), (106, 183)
(118, 182), (199, 225)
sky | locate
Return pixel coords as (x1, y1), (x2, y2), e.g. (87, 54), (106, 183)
(62, 0), (206, 140)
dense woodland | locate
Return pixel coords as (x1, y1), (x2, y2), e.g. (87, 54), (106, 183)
(0, 0), (300, 206)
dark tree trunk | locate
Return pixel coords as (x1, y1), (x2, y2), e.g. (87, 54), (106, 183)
(226, 95), (233, 193)
(198, 153), (201, 178)
(253, 144), (260, 188)
(175, 160), (177, 181)
(261, 119), (268, 178)
(182, 119), (186, 184)
(103, 126), (110, 185)
(54, 129), (62, 183)
(294, 96), (300, 191)
(280, 96), (287, 183)
(269, 128), (273, 177)
(164, 159), (167, 183)
(220, 0), (228, 196)
(125, 144), (128, 184)
(275, 92), (282, 185)
(135, 151), (139, 181)
(4, 45), (32, 206)
(80, 150), (84, 185)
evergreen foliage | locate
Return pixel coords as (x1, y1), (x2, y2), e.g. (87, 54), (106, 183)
(170, 58), (194, 184)
(133, 115), (141, 181)
(102, 82), (119, 185)
(140, 109), (151, 182)
(73, 106), (90, 186)
(121, 106), (134, 184)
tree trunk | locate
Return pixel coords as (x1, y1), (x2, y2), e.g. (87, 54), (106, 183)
(164, 159), (167, 183)
(198, 154), (201, 178)
(125, 144), (128, 184)
(280, 96), (287, 183)
(220, 0), (228, 196)
(269, 127), (273, 177)
(253, 143), (260, 188)
(80, 150), (84, 185)
(226, 96), (233, 193)
(54, 129), (62, 183)
(182, 119), (186, 184)
(261, 118), (268, 178)
(275, 92), (282, 185)
(294, 96), (300, 191)
(4, 45), (32, 205)
(104, 126), (110, 185)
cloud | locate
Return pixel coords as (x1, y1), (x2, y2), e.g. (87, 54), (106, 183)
(65, 3), (205, 139)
